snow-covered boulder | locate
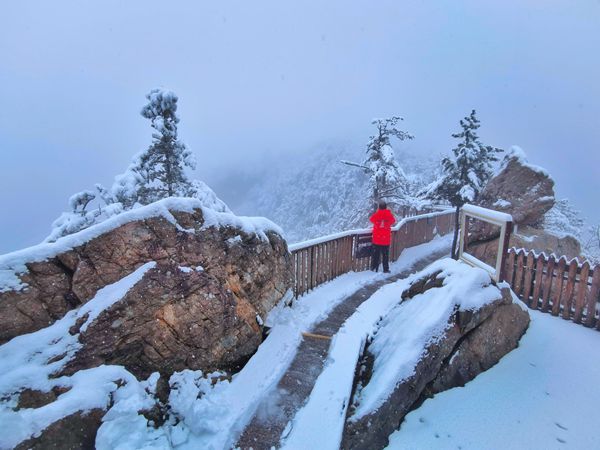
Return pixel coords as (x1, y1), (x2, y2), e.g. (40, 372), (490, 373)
(342, 259), (529, 450)
(477, 146), (555, 230)
(0, 198), (293, 372)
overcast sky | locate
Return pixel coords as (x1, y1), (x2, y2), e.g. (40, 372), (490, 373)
(1, 0), (599, 254)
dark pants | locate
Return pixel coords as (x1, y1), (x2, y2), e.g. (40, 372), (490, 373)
(371, 244), (390, 272)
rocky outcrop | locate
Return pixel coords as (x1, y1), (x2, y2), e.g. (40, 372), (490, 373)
(468, 225), (582, 264)
(0, 199), (293, 377)
(465, 147), (582, 263)
(477, 148), (555, 229)
(428, 301), (530, 394)
(342, 270), (529, 450)
(15, 409), (104, 450)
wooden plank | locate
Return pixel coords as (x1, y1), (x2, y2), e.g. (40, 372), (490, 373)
(327, 239), (337, 280)
(530, 253), (545, 310)
(299, 251), (304, 296)
(573, 261), (590, 324)
(316, 244), (322, 285)
(522, 252), (535, 306)
(317, 243), (322, 285)
(561, 259), (579, 320)
(332, 240), (338, 278)
(505, 249), (516, 287)
(302, 332), (332, 341)
(514, 250), (526, 297)
(311, 246), (317, 288)
(586, 266), (600, 328)
(294, 252), (300, 298)
(541, 255), (555, 312)
(551, 257), (567, 316)
(352, 235), (358, 272)
(295, 251), (301, 297)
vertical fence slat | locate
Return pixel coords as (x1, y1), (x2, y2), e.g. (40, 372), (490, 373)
(505, 249), (516, 286)
(573, 261), (590, 324)
(514, 250), (526, 296)
(561, 259), (579, 320)
(530, 253), (545, 310)
(587, 267), (600, 328)
(301, 249), (307, 296)
(541, 255), (556, 312)
(551, 257), (567, 316)
(522, 252), (535, 306)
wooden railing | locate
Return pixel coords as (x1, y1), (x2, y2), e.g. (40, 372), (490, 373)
(289, 210), (456, 297)
(505, 248), (600, 329)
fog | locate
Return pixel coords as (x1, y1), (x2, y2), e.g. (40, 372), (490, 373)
(1, 0), (599, 253)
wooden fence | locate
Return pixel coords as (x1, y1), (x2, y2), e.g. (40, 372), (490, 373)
(505, 248), (600, 329)
(289, 210), (455, 297)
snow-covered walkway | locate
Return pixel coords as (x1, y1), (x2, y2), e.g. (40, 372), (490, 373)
(236, 244), (450, 449)
(386, 308), (600, 450)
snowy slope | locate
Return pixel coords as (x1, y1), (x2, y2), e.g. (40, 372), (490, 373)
(387, 305), (600, 450)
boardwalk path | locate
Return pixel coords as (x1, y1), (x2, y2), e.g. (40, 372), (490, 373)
(236, 248), (449, 449)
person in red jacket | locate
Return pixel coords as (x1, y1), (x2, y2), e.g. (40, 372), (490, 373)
(369, 200), (396, 273)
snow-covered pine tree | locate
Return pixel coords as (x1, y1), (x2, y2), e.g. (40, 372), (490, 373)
(426, 110), (501, 259)
(120, 88), (197, 205)
(343, 116), (414, 211)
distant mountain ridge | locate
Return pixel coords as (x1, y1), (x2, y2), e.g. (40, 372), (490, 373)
(233, 142), (440, 243)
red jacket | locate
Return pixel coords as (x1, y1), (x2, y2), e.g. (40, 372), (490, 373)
(370, 209), (396, 246)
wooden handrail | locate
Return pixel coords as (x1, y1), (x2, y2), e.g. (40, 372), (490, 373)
(290, 209), (456, 298)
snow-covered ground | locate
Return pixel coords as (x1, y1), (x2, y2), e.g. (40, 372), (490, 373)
(387, 308), (600, 450)
(3, 226), (598, 450)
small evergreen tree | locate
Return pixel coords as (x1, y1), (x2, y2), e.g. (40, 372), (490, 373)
(126, 88), (196, 204)
(427, 110), (501, 259)
(343, 116), (414, 211)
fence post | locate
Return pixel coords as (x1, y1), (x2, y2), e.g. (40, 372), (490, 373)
(498, 222), (513, 282)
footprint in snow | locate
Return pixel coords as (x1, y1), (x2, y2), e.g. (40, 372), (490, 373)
(555, 422), (568, 431)
(557, 437), (567, 444)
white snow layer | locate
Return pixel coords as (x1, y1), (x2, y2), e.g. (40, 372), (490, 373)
(281, 253), (499, 449)
(0, 197), (283, 294)
(503, 145), (551, 177)
(0, 262), (155, 449)
(386, 304), (600, 450)
(462, 203), (513, 224)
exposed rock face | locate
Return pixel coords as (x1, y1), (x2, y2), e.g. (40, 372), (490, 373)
(0, 201), (293, 377)
(428, 301), (530, 394)
(15, 409), (104, 450)
(468, 225), (582, 263)
(477, 153), (555, 228)
(342, 274), (529, 450)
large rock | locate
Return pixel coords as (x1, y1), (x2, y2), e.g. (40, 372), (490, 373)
(0, 199), (293, 377)
(428, 301), (530, 394)
(477, 147), (555, 228)
(342, 270), (529, 450)
(468, 225), (582, 264)
(14, 409), (104, 450)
